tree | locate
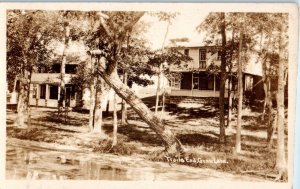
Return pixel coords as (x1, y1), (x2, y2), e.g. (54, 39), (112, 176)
(58, 11), (71, 115)
(198, 12), (227, 143)
(91, 11), (183, 154)
(247, 13), (281, 148)
(117, 31), (155, 126)
(149, 47), (192, 118)
(153, 13), (176, 115)
(275, 13), (288, 181)
(226, 22), (238, 128)
(7, 10), (58, 128)
(233, 13), (288, 178)
(69, 11), (111, 133)
(112, 91), (118, 146)
(121, 70), (128, 125)
(93, 58), (110, 133)
(236, 14), (245, 153)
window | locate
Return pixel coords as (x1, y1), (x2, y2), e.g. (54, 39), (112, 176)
(32, 84), (37, 98)
(40, 84), (46, 99)
(199, 61), (206, 69)
(184, 49), (189, 56)
(199, 49), (206, 60)
(199, 49), (206, 69)
(65, 64), (77, 74)
(217, 51), (222, 60)
(193, 77), (199, 89)
(207, 75), (220, 90)
(171, 77), (181, 89)
(38, 65), (49, 73)
(245, 75), (253, 91)
(49, 85), (58, 100)
(50, 64), (61, 73)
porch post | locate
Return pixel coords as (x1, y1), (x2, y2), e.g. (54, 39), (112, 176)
(58, 85), (61, 108)
(191, 72), (193, 96)
(214, 74), (216, 97)
(13, 77), (17, 92)
(58, 85), (61, 100)
(45, 84), (49, 107)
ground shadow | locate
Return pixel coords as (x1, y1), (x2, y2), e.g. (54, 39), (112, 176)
(176, 133), (219, 146)
(36, 111), (88, 127)
(102, 123), (164, 147)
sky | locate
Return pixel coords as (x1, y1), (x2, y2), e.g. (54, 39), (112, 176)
(140, 10), (209, 50)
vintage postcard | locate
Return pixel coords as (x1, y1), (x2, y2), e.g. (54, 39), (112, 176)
(0, 2), (298, 189)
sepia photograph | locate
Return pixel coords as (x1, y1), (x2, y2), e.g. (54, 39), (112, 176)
(1, 2), (298, 189)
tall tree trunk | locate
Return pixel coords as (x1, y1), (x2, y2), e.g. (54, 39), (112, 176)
(275, 22), (287, 180)
(219, 12), (227, 143)
(93, 86), (102, 133)
(58, 18), (70, 114)
(266, 79), (274, 144)
(227, 76), (232, 126)
(161, 73), (166, 118)
(16, 80), (26, 128)
(89, 57), (96, 132)
(25, 69), (32, 128)
(236, 27), (244, 153)
(262, 56), (275, 146)
(99, 69), (182, 154)
(227, 28), (235, 127)
(155, 64), (162, 114)
(121, 70), (128, 125)
(16, 58), (31, 129)
(89, 82), (96, 132)
(94, 79), (110, 133)
(157, 20), (170, 116)
(112, 92), (118, 146)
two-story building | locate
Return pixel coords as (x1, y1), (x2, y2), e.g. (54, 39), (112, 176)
(168, 45), (263, 99)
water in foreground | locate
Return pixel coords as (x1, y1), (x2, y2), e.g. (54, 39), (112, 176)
(6, 144), (264, 181)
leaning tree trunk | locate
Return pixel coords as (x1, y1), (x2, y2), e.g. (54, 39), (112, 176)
(275, 23), (287, 180)
(219, 12), (227, 143)
(236, 27), (244, 153)
(112, 91), (118, 146)
(99, 69), (182, 154)
(121, 70), (128, 125)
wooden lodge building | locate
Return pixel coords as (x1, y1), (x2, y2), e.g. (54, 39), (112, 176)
(168, 45), (264, 102)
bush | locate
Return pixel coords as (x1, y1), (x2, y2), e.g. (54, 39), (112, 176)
(10, 128), (44, 141)
(93, 139), (140, 155)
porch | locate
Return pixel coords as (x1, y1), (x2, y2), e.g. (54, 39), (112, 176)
(169, 89), (229, 98)
(29, 83), (77, 108)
